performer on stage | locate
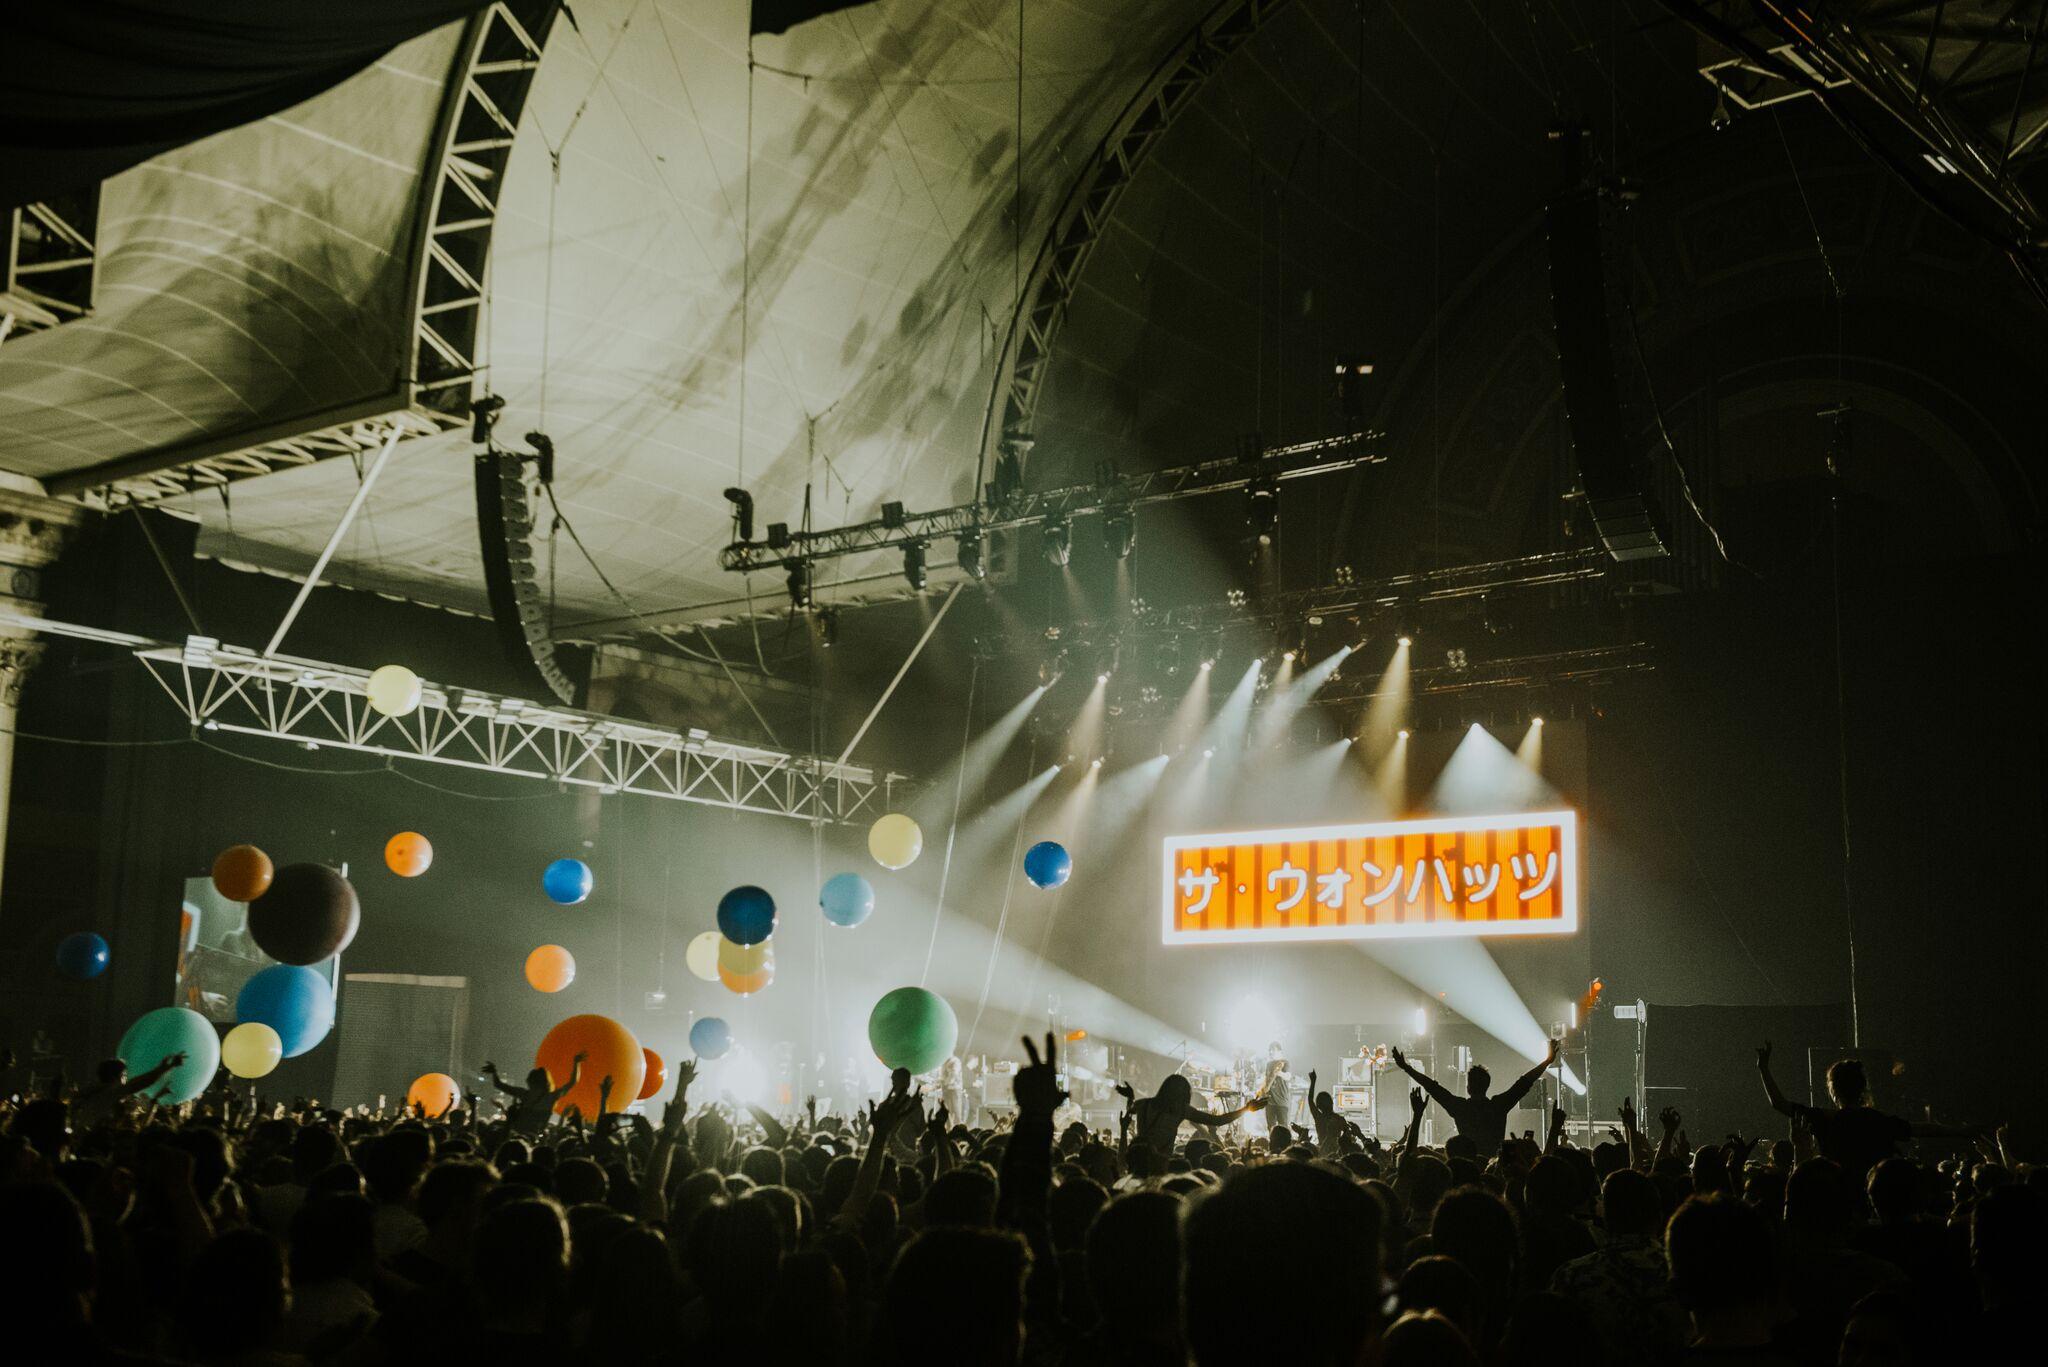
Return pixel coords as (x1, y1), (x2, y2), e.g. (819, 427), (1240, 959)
(938, 1054), (970, 1128)
(1117, 1073), (1267, 1152)
(1389, 1038), (1558, 1151)
(1257, 1045), (1292, 1135)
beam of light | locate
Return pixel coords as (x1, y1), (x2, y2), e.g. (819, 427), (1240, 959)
(1252, 645), (1351, 751)
(1357, 938), (1586, 1093)
(1065, 674), (1108, 761)
(1431, 723), (1561, 814)
(1516, 716), (1544, 771)
(1165, 658), (1212, 754)
(909, 684), (1046, 829)
(1360, 638), (1411, 750)
(1152, 747), (1214, 834)
(1203, 659), (1263, 759)
(1375, 728), (1409, 812)
(1044, 756), (1101, 841)
(1081, 753), (1168, 857)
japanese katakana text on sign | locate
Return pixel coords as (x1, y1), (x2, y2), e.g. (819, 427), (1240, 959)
(1161, 811), (1578, 944)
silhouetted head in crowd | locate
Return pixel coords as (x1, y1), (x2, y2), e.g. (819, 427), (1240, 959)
(1086, 1189), (1182, 1346)
(1465, 1064), (1492, 1100)
(0, 1181), (95, 1326)
(1431, 1187), (1518, 1308)
(1666, 1193), (1777, 1345)
(1398, 1254), (1481, 1338)
(289, 1190), (375, 1285)
(1972, 1184), (2048, 1311)
(1839, 1289), (1931, 1367)
(1866, 1158), (1921, 1225)
(1184, 1162), (1382, 1366)
(1157, 1074), (1193, 1109)
(1048, 1173), (1107, 1252)
(554, 1155), (607, 1205)
(1600, 1168), (1663, 1241)
(182, 1227), (289, 1359)
(1827, 1058), (1870, 1107)
(881, 1226), (1029, 1367)
(923, 1165), (998, 1227)
(1382, 1309), (1481, 1367)
(472, 1196), (569, 1317)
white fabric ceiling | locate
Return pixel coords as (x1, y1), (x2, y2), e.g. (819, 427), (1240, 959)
(170, 0), (1215, 620)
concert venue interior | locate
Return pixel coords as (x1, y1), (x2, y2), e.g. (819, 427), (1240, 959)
(2, 5), (2045, 1363)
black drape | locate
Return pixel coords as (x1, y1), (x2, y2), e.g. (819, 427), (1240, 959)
(751, 1), (875, 36)
(1, 1), (492, 208)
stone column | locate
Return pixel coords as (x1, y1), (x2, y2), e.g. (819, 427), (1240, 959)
(0, 481), (88, 906)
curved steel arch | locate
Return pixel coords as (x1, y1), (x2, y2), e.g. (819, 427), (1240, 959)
(977, 0), (1297, 500)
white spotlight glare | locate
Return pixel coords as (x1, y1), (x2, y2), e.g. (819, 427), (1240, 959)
(1090, 757), (1103, 768)
(1532, 716), (1544, 726)
(1202, 747), (1214, 758)
(1397, 635), (1412, 647)
(1412, 1006), (1428, 1036)
(1097, 673), (1110, 685)
(1397, 728), (1410, 740)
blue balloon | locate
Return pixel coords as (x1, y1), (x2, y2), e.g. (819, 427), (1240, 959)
(717, 885), (777, 946)
(236, 964), (335, 1058)
(56, 931), (110, 979)
(689, 1015), (732, 1060)
(542, 858), (593, 906)
(819, 872), (875, 929)
(1023, 840), (1073, 890)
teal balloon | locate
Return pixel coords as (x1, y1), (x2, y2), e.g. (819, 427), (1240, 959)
(236, 964), (335, 1057)
(819, 873), (874, 928)
(542, 858), (594, 906)
(56, 931), (111, 979)
(1023, 841), (1072, 890)
(717, 885), (777, 946)
(116, 1008), (220, 1104)
(867, 986), (958, 1075)
(689, 1015), (732, 1060)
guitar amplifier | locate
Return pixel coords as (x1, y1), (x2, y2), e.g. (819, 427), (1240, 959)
(1333, 1084), (1373, 1114)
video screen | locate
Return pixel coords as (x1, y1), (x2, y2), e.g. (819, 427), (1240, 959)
(175, 877), (337, 1021)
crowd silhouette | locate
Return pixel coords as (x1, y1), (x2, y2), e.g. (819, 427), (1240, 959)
(1, 1031), (2035, 1365)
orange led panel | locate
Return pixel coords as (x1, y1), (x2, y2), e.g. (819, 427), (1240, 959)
(1162, 810), (1578, 944)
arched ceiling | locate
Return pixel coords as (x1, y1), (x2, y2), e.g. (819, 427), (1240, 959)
(186, 0), (1225, 619)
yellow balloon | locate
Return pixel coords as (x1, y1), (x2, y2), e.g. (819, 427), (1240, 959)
(222, 1022), (283, 1079)
(366, 664), (423, 718)
(685, 930), (722, 983)
(868, 813), (923, 870)
(717, 935), (771, 975)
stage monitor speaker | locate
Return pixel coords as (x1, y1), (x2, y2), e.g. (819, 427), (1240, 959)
(1545, 174), (1668, 563)
(474, 452), (580, 704)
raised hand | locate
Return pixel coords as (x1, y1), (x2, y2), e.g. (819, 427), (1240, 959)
(573, 1051), (589, 1066)
(1391, 1046), (1408, 1069)
(1755, 1042), (1772, 1069)
(1308, 1068), (1318, 1096)
(674, 1057), (697, 1093)
(482, 1061), (499, 1076)
(598, 1074), (614, 1110)
(1114, 1080), (1136, 1102)
(1014, 1032), (1067, 1121)
(1620, 1096), (1637, 1129)
(1410, 1086), (1426, 1115)
(1658, 1106), (1681, 1133)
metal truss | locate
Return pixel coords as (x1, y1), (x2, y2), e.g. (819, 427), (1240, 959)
(976, 0), (1298, 489)
(1677, 2), (2048, 283)
(133, 636), (897, 824)
(53, 404), (460, 510)
(721, 428), (1382, 573)
(2, 187), (98, 344)
(52, 2), (560, 510)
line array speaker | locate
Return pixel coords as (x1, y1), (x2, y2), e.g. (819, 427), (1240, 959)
(474, 452), (578, 704)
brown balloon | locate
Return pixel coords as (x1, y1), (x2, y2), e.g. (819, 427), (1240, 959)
(247, 863), (361, 966)
(211, 844), (274, 903)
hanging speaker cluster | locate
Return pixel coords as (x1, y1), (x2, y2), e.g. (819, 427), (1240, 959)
(474, 450), (577, 703)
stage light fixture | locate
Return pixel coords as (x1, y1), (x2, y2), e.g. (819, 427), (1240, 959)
(902, 540), (929, 592)
(1397, 635), (1413, 648)
(1101, 507), (1136, 559)
(723, 487), (756, 542)
(816, 608), (839, 648)
(1039, 647), (1066, 688)
(1532, 715), (1544, 726)
(957, 529), (985, 580)
(1041, 518), (1072, 567)
(1097, 673), (1110, 685)
(766, 522), (791, 549)
(1199, 657), (1214, 671)
(469, 392), (505, 444)
(1397, 728), (1410, 739)
(784, 559), (813, 613)
(1091, 757), (1103, 768)
(1202, 747), (1215, 758)
(880, 499), (907, 529)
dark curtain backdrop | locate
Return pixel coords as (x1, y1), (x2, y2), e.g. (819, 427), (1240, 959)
(1, 0), (491, 207)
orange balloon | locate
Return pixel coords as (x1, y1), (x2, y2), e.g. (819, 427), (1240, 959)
(211, 845), (274, 903)
(525, 944), (575, 993)
(535, 1014), (643, 1116)
(719, 952), (775, 996)
(385, 831), (433, 877)
(406, 1072), (461, 1116)
(637, 1047), (666, 1101)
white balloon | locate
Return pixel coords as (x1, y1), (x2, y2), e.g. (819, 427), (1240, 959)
(366, 664), (423, 718)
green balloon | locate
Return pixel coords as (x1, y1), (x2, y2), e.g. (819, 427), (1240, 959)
(116, 1007), (221, 1104)
(866, 986), (959, 1075)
